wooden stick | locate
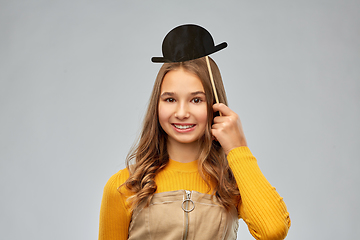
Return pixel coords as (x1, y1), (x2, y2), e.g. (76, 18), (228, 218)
(205, 56), (222, 116)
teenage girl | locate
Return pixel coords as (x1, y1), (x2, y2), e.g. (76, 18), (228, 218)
(99, 57), (291, 240)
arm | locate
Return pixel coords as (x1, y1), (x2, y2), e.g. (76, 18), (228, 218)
(99, 169), (131, 240)
(227, 147), (291, 240)
(212, 103), (291, 240)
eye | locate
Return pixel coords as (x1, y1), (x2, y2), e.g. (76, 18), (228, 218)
(191, 97), (203, 104)
(165, 98), (175, 103)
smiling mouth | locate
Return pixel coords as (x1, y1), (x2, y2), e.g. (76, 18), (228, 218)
(173, 124), (195, 129)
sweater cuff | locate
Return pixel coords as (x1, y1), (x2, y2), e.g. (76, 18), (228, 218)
(227, 146), (255, 162)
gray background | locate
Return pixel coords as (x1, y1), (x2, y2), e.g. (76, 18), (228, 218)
(1, 0), (359, 239)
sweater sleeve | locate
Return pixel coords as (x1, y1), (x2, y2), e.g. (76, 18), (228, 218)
(98, 169), (131, 240)
(227, 147), (291, 240)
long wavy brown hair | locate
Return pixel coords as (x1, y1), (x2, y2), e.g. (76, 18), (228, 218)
(121, 57), (240, 211)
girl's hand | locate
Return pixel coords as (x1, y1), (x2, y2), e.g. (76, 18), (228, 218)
(211, 103), (247, 155)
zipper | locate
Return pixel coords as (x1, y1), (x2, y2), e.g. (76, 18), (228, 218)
(182, 190), (195, 240)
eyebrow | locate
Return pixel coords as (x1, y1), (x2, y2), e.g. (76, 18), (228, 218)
(160, 91), (206, 98)
(190, 91), (206, 96)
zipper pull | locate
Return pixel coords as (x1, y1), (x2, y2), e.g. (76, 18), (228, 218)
(182, 190), (195, 212)
(185, 190), (191, 200)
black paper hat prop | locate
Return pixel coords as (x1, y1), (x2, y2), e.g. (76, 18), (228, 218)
(152, 24), (227, 108)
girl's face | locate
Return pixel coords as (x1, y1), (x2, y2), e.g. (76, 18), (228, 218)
(158, 68), (208, 146)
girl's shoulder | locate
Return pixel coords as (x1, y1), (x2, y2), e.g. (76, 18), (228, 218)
(103, 167), (131, 195)
(111, 167), (130, 181)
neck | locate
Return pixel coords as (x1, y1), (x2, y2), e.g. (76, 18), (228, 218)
(167, 139), (201, 163)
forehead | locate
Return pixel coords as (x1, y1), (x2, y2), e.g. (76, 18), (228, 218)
(160, 68), (204, 93)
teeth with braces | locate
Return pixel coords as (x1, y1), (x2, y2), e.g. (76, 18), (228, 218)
(174, 124), (195, 129)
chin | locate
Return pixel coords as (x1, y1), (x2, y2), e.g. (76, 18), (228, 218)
(175, 138), (198, 144)
(172, 134), (204, 145)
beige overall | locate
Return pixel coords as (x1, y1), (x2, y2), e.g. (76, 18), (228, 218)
(128, 190), (239, 240)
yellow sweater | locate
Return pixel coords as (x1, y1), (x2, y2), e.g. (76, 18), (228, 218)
(99, 147), (291, 240)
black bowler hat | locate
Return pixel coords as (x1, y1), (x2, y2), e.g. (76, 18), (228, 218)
(151, 24), (227, 63)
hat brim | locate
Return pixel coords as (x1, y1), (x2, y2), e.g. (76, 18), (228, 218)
(151, 42), (228, 63)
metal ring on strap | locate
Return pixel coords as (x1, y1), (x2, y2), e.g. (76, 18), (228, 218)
(181, 199), (195, 212)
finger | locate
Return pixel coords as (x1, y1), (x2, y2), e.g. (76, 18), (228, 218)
(210, 128), (219, 137)
(212, 103), (233, 116)
(212, 115), (225, 124)
(211, 122), (222, 129)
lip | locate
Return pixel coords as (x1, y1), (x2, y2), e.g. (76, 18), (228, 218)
(171, 123), (196, 133)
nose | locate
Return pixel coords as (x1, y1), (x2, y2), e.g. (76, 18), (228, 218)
(174, 102), (190, 119)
